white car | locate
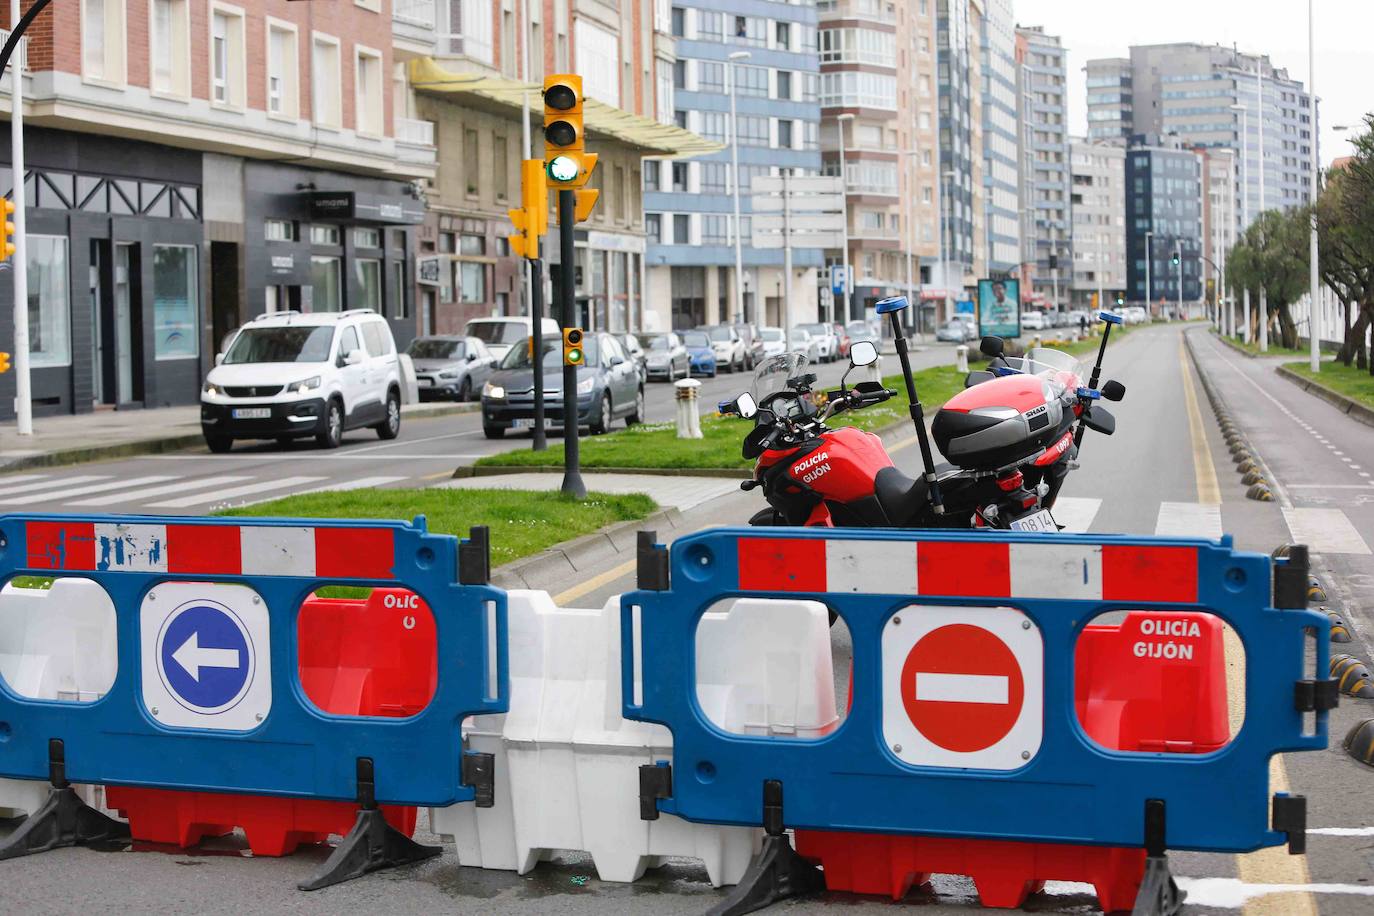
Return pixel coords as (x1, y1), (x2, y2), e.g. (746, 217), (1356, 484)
(760, 326), (787, 358)
(464, 316), (561, 362)
(789, 327), (821, 363)
(1020, 310), (1048, 331)
(202, 309), (403, 452)
(1124, 306), (1148, 325)
(699, 325), (747, 373)
(798, 323), (839, 362)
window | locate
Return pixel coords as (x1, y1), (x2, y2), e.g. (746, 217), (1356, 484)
(670, 6), (685, 37)
(311, 256), (342, 311)
(775, 21), (790, 50)
(459, 262), (486, 303)
(83, 0), (126, 83)
(673, 213), (690, 244)
(644, 161), (660, 191)
(776, 71), (792, 101)
(338, 325), (360, 357)
(673, 59), (686, 89)
(576, 19), (619, 106)
(464, 129), (480, 195)
(493, 135), (509, 200)
(736, 115), (769, 147)
(355, 259), (382, 311)
(211, 6), (245, 108)
(700, 162), (728, 193)
(312, 34), (342, 129)
(645, 213), (662, 242)
(615, 165), (627, 222)
(392, 261), (409, 318)
(777, 120), (793, 149)
(702, 215), (730, 244)
(310, 224), (340, 246)
(26, 236), (71, 368)
(735, 65), (768, 98)
(459, 234), (485, 256)
(698, 10), (723, 40)
(265, 219), (297, 241)
(699, 111), (727, 142)
(451, 0), (493, 63)
(266, 21), (299, 117)
(354, 228), (381, 249)
(150, 0), (190, 96)
(698, 61), (724, 93)
(819, 71), (897, 110)
(153, 245), (198, 359)
(355, 47), (384, 136)
(672, 162), (689, 192)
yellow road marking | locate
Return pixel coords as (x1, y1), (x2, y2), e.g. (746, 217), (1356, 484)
(553, 557), (637, 606)
(1180, 337), (1316, 916)
(419, 470), (456, 481)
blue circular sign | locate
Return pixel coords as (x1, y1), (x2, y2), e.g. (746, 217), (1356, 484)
(156, 603), (253, 714)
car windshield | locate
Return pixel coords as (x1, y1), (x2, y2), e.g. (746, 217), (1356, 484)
(789, 329), (808, 341)
(800, 323), (827, 335)
(682, 331), (710, 348)
(224, 326), (335, 364)
(407, 338), (463, 359)
(466, 321), (526, 345)
(761, 328), (784, 341)
(705, 326), (732, 341)
(752, 352), (808, 401)
(500, 336), (599, 370)
(644, 335), (673, 350)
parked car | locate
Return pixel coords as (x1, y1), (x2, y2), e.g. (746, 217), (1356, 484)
(698, 324), (747, 373)
(641, 332), (690, 381)
(407, 335), (498, 402)
(760, 326), (787, 358)
(789, 327), (820, 363)
(463, 316), (561, 362)
(846, 319), (880, 348)
(1124, 306), (1148, 325)
(832, 323), (852, 360)
(481, 332), (643, 438)
(680, 330), (718, 377)
(798, 322), (839, 362)
(936, 319), (971, 343)
(619, 333), (648, 384)
(201, 309), (402, 453)
(733, 323), (765, 370)
(1020, 310), (1048, 331)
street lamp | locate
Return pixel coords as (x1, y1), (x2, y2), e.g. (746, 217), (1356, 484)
(1174, 238), (1183, 320)
(1230, 103), (1251, 343)
(941, 169), (956, 325)
(1307, 0), (1320, 372)
(1145, 230), (1154, 314)
(728, 50), (751, 326)
(901, 148), (919, 340)
(836, 113), (855, 324)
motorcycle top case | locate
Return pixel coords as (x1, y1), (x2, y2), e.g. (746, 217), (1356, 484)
(933, 374), (1068, 470)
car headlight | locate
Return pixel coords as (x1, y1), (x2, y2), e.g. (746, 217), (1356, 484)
(577, 376), (595, 395)
(438, 370), (461, 379)
(483, 382), (506, 399)
(202, 381), (223, 396)
(287, 376), (321, 394)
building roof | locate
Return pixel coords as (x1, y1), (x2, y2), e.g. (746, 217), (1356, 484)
(409, 58), (724, 159)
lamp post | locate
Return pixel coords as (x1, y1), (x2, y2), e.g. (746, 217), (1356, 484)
(941, 169), (956, 325)
(1174, 238), (1183, 320)
(727, 50), (751, 327)
(1230, 103), (1251, 343)
(1256, 58), (1268, 352)
(1307, 0), (1320, 372)
(836, 113), (855, 323)
(901, 148), (919, 340)
(1145, 230), (1154, 315)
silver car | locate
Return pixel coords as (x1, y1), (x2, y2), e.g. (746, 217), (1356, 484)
(407, 335), (498, 402)
(641, 332), (690, 381)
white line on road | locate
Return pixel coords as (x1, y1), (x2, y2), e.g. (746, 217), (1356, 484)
(1281, 507), (1372, 556)
(1155, 501), (1223, 539)
(70, 476), (254, 507)
(1174, 877), (1374, 908)
(147, 476), (326, 509)
(0, 474), (109, 498)
(1050, 496), (1101, 533)
(1, 476), (179, 506)
(231, 476), (409, 508)
(1308, 827), (1374, 836)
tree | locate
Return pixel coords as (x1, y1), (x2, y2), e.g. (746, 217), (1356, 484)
(1227, 207), (1310, 349)
(1317, 113), (1374, 369)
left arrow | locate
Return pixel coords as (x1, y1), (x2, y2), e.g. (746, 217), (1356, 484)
(171, 631), (240, 682)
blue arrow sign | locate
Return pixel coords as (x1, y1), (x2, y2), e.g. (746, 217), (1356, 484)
(157, 604), (252, 713)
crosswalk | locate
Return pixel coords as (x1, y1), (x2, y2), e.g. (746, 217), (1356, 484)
(0, 472), (413, 513)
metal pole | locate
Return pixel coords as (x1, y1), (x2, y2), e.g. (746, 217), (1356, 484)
(903, 151), (914, 336)
(781, 170), (792, 340)
(1175, 238), (1183, 320)
(1145, 231), (1152, 315)
(520, 0), (532, 320)
(941, 170), (953, 326)
(837, 116), (852, 324)
(1257, 59), (1268, 352)
(558, 190), (584, 498)
(1308, 0), (1321, 373)
(1234, 104), (1251, 343)
(9, 0), (31, 435)
(728, 51), (749, 326)
(530, 257), (547, 451)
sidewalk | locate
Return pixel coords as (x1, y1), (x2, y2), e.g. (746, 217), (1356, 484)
(0, 401), (478, 472)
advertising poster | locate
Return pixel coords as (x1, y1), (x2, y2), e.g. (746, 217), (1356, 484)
(978, 278), (1020, 339)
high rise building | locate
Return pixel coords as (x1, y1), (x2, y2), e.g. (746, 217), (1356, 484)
(979, 0), (1021, 275)
(1069, 140), (1126, 309)
(1085, 58), (1133, 144)
(645, 1), (823, 331)
(1015, 26), (1071, 314)
(936, 0), (980, 306)
(1126, 136), (1203, 312)
(1199, 146), (1238, 310)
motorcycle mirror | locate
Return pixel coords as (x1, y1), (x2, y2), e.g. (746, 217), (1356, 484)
(1101, 379), (1126, 402)
(875, 295), (909, 315)
(735, 392), (758, 419)
(850, 340), (878, 367)
(979, 336), (1005, 358)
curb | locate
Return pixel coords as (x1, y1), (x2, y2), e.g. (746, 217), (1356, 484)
(453, 465), (752, 479)
(1276, 365), (1374, 431)
(491, 506), (684, 591)
(1212, 332), (1256, 359)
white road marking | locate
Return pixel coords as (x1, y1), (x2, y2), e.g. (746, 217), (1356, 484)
(1174, 877), (1374, 908)
(1, 476), (178, 506)
(1154, 501), (1224, 539)
(0, 474), (110, 498)
(70, 475), (254, 507)
(1309, 827), (1374, 836)
(1049, 496), (1101, 533)
(232, 475), (409, 508)
(1282, 507), (1372, 556)
(914, 672), (1009, 704)
(148, 476), (326, 509)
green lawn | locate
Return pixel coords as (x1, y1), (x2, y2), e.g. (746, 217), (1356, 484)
(1284, 359), (1374, 410)
(476, 365), (970, 471)
(1217, 330), (1309, 359)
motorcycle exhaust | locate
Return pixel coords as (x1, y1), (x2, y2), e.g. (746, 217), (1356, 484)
(875, 296), (944, 515)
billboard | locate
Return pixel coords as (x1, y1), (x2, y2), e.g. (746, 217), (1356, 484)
(978, 278), (1021, 339)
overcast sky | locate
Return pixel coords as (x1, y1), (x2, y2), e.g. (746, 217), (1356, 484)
(1014, 0), (1371, 164)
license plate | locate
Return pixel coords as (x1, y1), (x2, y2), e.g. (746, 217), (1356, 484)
(418, 378), (434, 387)
(1009, 508), (1057, 533)
(511, 418), (535, 429)
(231, 408), (271, 420)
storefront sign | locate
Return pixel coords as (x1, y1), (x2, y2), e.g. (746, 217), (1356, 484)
(586, 231), (646, 254)
(310, 192), (355, 220)
(270, 255), (294, 272)
(309, 190), (424, 225)
(417, 256), (442, 286)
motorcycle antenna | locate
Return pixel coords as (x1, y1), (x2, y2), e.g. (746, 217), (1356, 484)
(876, 296), (944, 514)
(1074, 310), (1124, 447)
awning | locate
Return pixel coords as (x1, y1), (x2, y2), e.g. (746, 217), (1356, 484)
(409, 57), (723, 159)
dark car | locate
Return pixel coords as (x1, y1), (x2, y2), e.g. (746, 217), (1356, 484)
(733, 323), (765, 370)
(407, 335), (497, 402)
(620, 333), (648, 385)
(480, 332), (644, 439)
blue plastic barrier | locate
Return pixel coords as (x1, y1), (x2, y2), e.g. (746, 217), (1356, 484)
(0, 514), (506, 811)
(622, 528), (1327, 858)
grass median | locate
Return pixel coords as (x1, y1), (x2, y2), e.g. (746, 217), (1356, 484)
(475, 364), (970, 472)
(1215, 329), (1309, 359)
(1283, 359), (1374, 411)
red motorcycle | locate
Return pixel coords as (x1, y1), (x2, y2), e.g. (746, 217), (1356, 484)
(727, 296), (1125, 531)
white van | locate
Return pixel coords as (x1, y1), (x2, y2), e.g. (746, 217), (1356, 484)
(201, 309), (403, 452)
(465, 316), (562, 362)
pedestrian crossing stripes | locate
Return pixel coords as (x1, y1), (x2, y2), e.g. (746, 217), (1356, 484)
(71, 476), (254, 508)
(0, 472), (414, 513)
(1048, 497), (1101, 534)
(1282, 507), (1372, 556)
(1154, 502), (1224, 540)
(147, 476), (328, 509)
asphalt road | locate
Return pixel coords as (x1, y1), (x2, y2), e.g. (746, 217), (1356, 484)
(4, 325), (1373, 914)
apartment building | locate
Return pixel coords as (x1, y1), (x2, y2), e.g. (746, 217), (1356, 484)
(1068, 139), (1125, 308)
(1, 0), (433, 418)
(1015, 25), (1071, 313)
(1198, 145), (1237, 309)
(1126, 136), (1203, 311)
(979, 0), (1020, 276)
(644, 0), (823, 331)
(935, 0), (980, 306)
(1085, 58), (1131, 144)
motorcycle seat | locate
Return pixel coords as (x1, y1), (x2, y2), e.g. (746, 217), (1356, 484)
(874, 466), (931, 527)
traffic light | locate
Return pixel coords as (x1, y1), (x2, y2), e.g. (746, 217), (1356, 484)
(542, 74), (598, 190)
(508, 160), (548, 260)
(0, 351), (10, 374)
(1171, 252), (1181, 266)
(563, 327), (585, 367)
(1116, 293), (1126, 306)
(0, 199), (15, 261)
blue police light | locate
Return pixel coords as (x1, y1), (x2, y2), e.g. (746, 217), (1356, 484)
(1098, 311), (1124, 325)
(875, 296), (909, 315)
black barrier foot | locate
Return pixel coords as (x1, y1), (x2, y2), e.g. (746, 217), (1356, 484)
(0, 785), (130, 861)
(704, 833), (825, 916)
(1131, 855), (1185, 916)
(298, 808), (441, 891)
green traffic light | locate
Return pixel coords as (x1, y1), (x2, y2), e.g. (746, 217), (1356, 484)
(548, 156), (579, 183)
(568, 348), (583, 365)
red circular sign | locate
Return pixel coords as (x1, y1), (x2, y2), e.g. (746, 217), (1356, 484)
(900, 624), (1024, 752)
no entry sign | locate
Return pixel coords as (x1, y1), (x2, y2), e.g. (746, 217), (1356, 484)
(881, 605), (1043, 770)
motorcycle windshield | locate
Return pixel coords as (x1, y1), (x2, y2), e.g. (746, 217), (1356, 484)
(1004, 347), (1084, 390)
(751, 352), (809, 401)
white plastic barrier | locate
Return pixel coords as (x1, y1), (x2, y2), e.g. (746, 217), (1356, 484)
(431, 591), (838, 886)
(0, 579), (120, 817)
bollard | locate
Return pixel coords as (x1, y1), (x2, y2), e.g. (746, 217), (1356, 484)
(955, 345), (968, 373)
(675, 378), (703, 439)
(864, 355), (883, 385)
(1033, 334), (1042, 349)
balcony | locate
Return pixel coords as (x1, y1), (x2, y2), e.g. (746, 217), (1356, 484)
(395, 117), (437, 167)
(393, 0), (438, 54)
